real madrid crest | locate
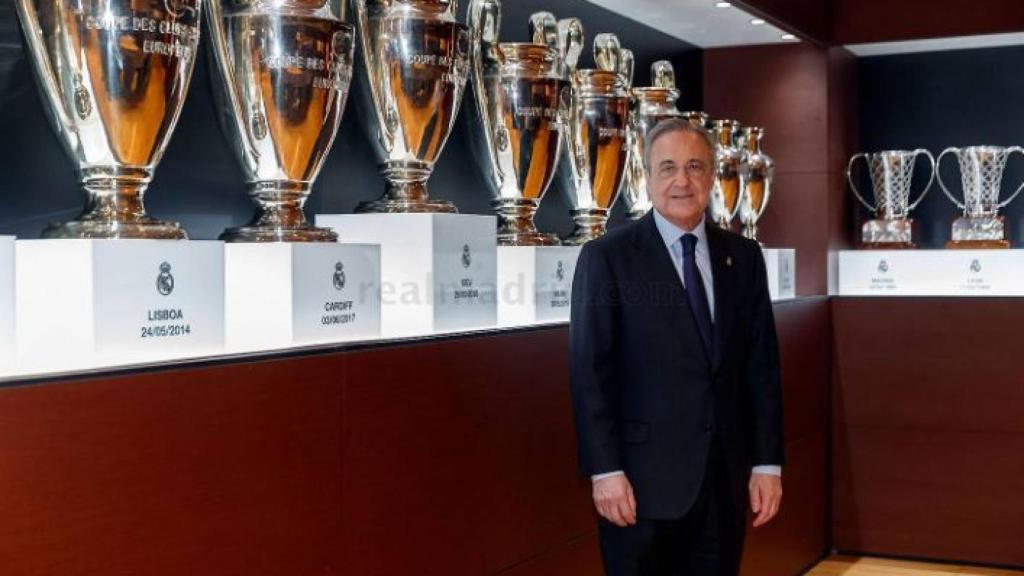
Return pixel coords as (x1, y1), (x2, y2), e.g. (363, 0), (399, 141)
(157, 262), (175, 296)
(461, 244), (472, 269)
(556, 260), (565, 282)
(970, 259), (982, 274)
(877, 259), (889, 274)
(333, 261), (346, 290)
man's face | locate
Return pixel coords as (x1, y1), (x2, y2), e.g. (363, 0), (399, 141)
(646, 130), (714, 230)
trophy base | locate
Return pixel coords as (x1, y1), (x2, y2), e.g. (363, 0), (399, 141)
(494, 199), (558, 246)
(563, 209), (609, 246)
(498, 231), (561, 247)
(219, 225), (338, 243)
(355, 197), (458, 214)
(947, 216), (1009, 249)
(861, 218), (913, 249)
(41, 217), (187, 240)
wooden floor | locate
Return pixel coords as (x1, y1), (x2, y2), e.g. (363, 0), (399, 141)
(808, 556), (1023, 576)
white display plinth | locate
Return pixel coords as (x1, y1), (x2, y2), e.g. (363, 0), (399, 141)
(224, 243), (381, 352)
(497, 246), (580, 327)
(839, 249), (1024, 296)
(316, 213), (497, 337)
(0, 237), (14, 370)
(762, 248), (796, 301)
(15, 240), (224, 372)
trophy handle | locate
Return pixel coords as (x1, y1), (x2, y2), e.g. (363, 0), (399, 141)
(557, 18), (584, 78)
(594, 33), (621, 74)
(935, 147), (965, 210)
(529, 12), (558, 50)
(908, 148), (936, 211)
(757, 163), (774, 220)
(15, 0), (75, 130)
(846, 153), (877, 212)
(468, 0), (503, 182)
(619, 48), (635, 90)
(652, 60), (676, 89)
(999, 146), (1024, 208)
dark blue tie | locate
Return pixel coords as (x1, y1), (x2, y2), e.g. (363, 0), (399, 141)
(681, 233), (713, 354)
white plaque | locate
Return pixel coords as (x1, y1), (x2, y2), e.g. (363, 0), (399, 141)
(224, 243), (381, 351)
(838, 249), (1024, 296)
(497, 246), (580, 327)
(317, 213), (497, 337)
(16, 240), (224, 372)
(0, 237), (14, 371)
(762, 248), (796, 301)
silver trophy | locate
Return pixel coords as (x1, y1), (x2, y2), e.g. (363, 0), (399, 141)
(938, 146), (1024, 249)
(847, 149), (935, 248)
(207, 0), (355, 242)
(560, 33), (631, 245)
(681, 111), (709, 129)
(17, 0), (203, 238)
(737, 126), (774, 241)
(622, 60), (681, 221)
(710, 119), (743, 230)
(467, 4), (575, 245)
(351, 0), (471, 213)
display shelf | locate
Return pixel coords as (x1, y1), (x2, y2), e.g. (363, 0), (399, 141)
(838, 249), (1024, 296)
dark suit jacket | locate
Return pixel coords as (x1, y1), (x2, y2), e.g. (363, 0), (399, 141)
(569, 211), (784, 521)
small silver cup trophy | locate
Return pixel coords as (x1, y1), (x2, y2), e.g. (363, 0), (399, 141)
(737, 126), (774, 242)
(560, 33), (631, 245)
(681, 111), (709, 129)
(937, 146), (1024, 249)
(207, 0), (355, 242)
(622, 61), (682, 221)
(467, 5), (576, 245)
(847, 149), (935, 248)
(351, 0), (471, 213)
(17, 0), (203, 238)
(710, 119), (743, 230)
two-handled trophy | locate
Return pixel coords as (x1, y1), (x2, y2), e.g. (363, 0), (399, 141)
(937, 146), (1024, 249)
(710, 119), (743, 230)
(17, 0), (203, 238)
(560, 33), (631, 245)
(207, 0), (355, 242)
(737, 126), (774, 242)
(622, 61), (682, 221)
(847, 149), (935, 248)
(351, 0), (471, 213)
(467, 4), (576, 245)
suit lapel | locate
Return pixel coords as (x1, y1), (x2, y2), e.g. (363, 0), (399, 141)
(707, 224), (737, 374)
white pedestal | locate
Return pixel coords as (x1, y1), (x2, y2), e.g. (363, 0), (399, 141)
(225, 243), (381, 352)
(762, 248), (796, 301)
(316, 213), (497, 337)
(15, 240), (224, 373)
(0, 237), (14, 371)
(838, 249), (1024, 296)
(497, 246), (580, 327)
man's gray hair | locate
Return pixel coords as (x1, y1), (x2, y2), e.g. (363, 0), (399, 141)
(643, 117), (717, 175)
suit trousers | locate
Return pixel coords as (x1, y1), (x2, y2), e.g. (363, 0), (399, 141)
(597, 441), (743, 576)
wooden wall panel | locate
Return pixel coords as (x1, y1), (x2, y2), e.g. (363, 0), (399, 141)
(832, 298), (1024, 568)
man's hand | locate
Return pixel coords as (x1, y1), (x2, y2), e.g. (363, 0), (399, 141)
(749, 473), (782, 528)
(592, 474), (637, 527)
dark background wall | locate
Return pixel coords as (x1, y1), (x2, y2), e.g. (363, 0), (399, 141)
(858, 45), (1024, 249)
(0, 1), (701, 240)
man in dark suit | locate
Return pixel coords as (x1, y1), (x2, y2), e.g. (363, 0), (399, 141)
(569, 118), (784, 576)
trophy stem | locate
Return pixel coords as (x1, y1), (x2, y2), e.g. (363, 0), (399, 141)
(42, 167), (186, 240)
(742, 222), (758, 240)
(494, 199), (559, 246)
(356, 161), (458, 214)
(626, 208), (648, 221)
(563, 208), (609, 246)
(221, 181), (337, 243)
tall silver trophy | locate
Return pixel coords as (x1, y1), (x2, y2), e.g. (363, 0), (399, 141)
(351, 0), (471, 213)
(710, 119), (743, 230)
(560, 33), (631, 245)
(622, 60), (682, 221)
(17, 0), (202, 238)
(738, 126), (774, 241)
(938, 146), (1024, 249)
(207, 0), (355, 242)
(467, 5), (575, 245)
(847, 149), (935, 248)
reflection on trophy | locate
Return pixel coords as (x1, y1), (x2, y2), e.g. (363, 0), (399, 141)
(17, 0), (202, 238)
(352, 0), (471, 213)
(710, 119), (743, 230)
(682, 111), (709, 129)
(938, 146), (1024, 249)
(560, 33), (631, 245)
(207, 0), (355, 242)
(847, 149), (935, 248)
(467, 4), (575, 245)
(622, 61), (682, 221)
(738, 126), (774, 241)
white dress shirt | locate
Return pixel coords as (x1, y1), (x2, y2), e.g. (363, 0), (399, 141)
(592, 209), (781, 482)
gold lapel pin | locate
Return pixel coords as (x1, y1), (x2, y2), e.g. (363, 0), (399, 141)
(726, 256), (733, 267)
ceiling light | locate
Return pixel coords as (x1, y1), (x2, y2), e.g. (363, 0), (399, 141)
(750, 18), (766, 25)
(781, 33), (797, 41)
(715, 1), (732, 7)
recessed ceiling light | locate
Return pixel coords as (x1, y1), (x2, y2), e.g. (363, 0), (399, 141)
(715, 1), (732, 7)
(781, 33), (797, 41)
(751, 18), (766, 25)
